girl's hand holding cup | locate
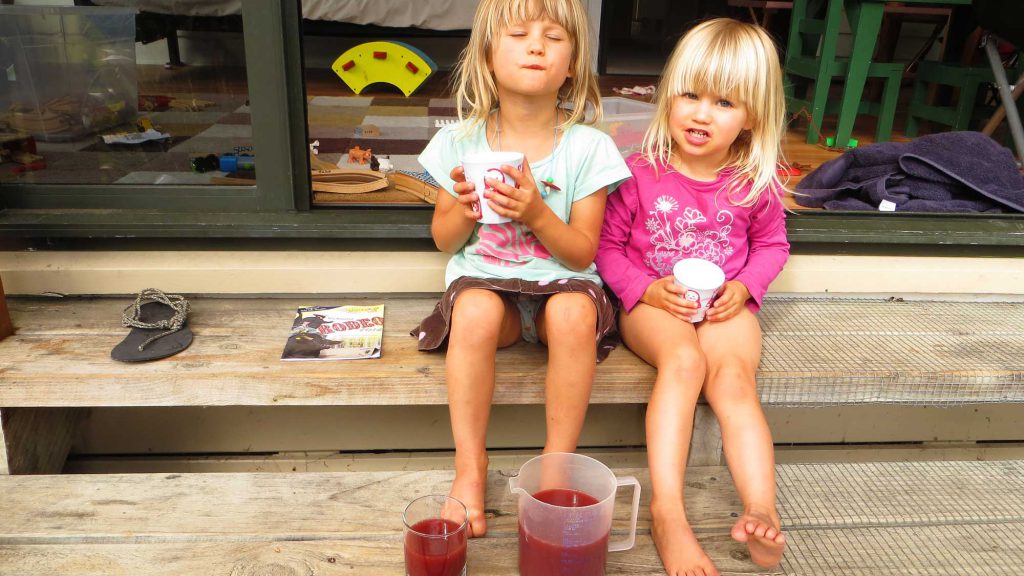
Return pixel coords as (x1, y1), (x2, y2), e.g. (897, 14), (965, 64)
(461, 152), (523, 224)
(641, 276), (700, 322)
(484, 160), (548, 228)
(672, 258), (726, 323)
(448, 165), (482, 221)
(705, 280), (750, 322)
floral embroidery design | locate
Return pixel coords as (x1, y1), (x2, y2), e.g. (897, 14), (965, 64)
(642, 195), (734, 276)
(475, 223), (551, 266)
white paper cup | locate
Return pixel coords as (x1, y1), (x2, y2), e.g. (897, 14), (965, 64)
(461, 151), (523, 224)
(672, 258), (726, 323)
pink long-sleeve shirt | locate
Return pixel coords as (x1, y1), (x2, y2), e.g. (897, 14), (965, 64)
(596, 155), (790, 313)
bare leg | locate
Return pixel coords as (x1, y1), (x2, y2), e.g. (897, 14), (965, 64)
(536, 292), (596, 453)
(446, 289), (521, 537)
(697, 308), (785, 567)
(620, 303), (719, 576)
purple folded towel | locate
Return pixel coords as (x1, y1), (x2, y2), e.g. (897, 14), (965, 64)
(795, 132), (1024, 213)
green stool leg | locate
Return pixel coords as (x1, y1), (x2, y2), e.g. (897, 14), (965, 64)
(905, 76), (927, 137)
(951, 78), (982, 131)
(835, 0), (886, 147)
(806, 0), (845, 144)
(875, 69), (901, 142)
(785, 0), (810, 65)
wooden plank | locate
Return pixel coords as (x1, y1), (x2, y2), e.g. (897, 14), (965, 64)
(0, 333), (649, 406)
(2, 463), (1021, 574)
(687, 404), (724, 466)
(2, 297), (1022, 408)
(0, 276), (11, 342)
(0, 468), (748, 544)
(0, 412), (6, 476)
(0, 408), (85, 475)
(4, 461), (1021, 543)
(63, 404), (1024, 457)
(0, 297), (655, 407)
(0, 534), (781, 576)
(7, 297), (437, 337)
(19, 296), (1024, 345)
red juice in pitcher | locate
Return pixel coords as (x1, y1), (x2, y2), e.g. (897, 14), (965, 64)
(404, 518), (467, 576)
(519, 488), (609, 576)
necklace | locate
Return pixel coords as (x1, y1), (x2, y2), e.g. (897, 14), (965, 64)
(495, 109), (562, 197)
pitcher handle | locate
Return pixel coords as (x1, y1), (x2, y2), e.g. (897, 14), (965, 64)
(607, 475), (641, 552)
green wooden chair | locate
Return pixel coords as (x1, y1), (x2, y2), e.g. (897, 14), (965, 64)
(910, 0), (1024, 160)
(904, 61), (994, 136)
(784, 0), (905, 144)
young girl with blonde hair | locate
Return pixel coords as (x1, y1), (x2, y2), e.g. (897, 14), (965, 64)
(413, 0), (631, 537)
(596, 18), (790, 574)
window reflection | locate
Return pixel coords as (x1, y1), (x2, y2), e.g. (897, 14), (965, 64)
(298, 0), (472, 207)
(1, 1), (251, 186)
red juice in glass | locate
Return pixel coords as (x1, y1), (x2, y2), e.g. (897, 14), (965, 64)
(518, 488), (609, 576)
(404, 518), (467, 576)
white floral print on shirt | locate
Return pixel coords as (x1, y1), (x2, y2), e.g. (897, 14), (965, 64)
(642, 195), (735, 276)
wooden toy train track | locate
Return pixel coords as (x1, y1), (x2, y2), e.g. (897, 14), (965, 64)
(311, 169), (390, 194)
(213, 167), (440, 205)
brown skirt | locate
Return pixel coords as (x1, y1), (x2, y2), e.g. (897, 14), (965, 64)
(410, 276), (620, 362)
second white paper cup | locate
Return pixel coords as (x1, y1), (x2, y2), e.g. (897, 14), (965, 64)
(672, 258), (726, 323)
(461, 151), (523, 224)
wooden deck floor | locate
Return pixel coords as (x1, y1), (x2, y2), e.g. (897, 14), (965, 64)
(2, 460), (1022, 574)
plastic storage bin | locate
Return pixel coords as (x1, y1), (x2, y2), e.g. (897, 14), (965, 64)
(599, 97), (655, 157)
(0, 5), (137, 142)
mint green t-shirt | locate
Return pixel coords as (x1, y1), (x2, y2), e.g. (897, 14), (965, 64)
(419, 121), (631, 287)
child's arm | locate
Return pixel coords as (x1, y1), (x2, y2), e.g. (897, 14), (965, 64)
(431, 165), (480, 254)
(723, 189), (790, 312)
(532, 186), (606, 272)
(486, 161), (605, 271)
(595, 176), (660, 311)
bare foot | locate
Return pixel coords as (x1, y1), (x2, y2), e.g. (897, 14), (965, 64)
(651, 500), (720, 576)
(450, 455), (489, 538)
(730, 507), (785, 568)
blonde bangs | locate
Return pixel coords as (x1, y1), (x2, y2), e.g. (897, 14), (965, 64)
(452, 0), (601, 135)
(642, 19), (788, 207)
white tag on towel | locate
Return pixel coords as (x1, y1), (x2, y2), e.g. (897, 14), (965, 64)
(878, 200), (897, 212)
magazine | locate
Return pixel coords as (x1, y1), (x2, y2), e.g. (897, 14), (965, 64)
(281, 304), (384, 361)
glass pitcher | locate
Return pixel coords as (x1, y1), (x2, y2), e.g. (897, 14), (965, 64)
(508, 452), (641, 576)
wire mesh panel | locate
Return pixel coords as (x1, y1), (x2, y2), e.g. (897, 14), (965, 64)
(777, 460), (1024, 574)
(781, 522), (1024, 575)
(757, 297), (1024, 407)
(778, 461), (1024, 529)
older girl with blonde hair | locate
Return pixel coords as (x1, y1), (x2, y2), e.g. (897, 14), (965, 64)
(413, 0), (631, 537)
(596, 18), (791, 575)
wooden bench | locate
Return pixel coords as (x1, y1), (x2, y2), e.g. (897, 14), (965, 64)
(1, 459), (1022, 574)
(2, 295), (1023, 474)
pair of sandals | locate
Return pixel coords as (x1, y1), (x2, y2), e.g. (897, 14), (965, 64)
(111, 288), (193, 362)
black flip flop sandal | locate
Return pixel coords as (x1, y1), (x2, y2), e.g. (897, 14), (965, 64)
(111, 288), (193, 362)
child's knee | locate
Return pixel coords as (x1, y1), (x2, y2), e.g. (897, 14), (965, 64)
(450, 290), (506, 341)
(660, 347), (707, 384)
(703, 366), (759, 408)
(543, 293), (597, 338)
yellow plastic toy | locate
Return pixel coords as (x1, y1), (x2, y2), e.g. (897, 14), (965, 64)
(331, 41), (437, 97)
